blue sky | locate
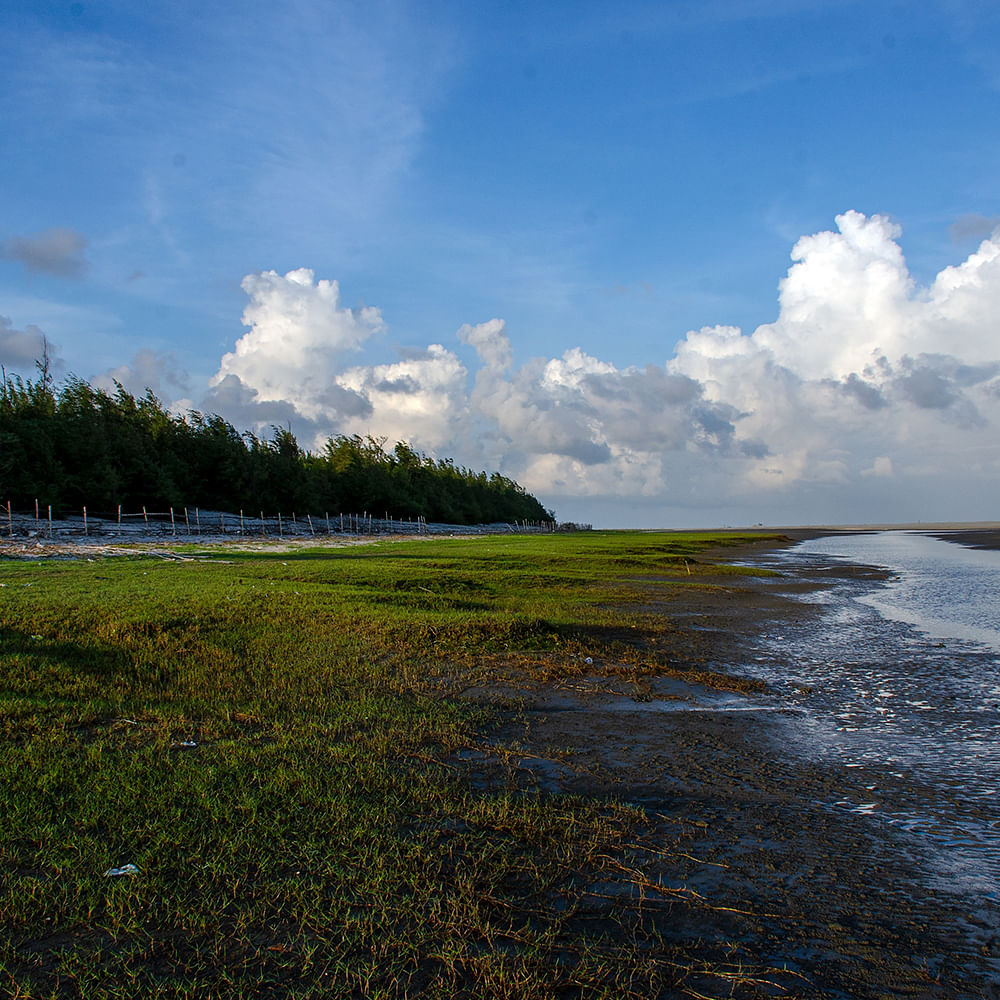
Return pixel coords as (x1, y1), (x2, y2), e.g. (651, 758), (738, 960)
(2, 0), (1000, 527)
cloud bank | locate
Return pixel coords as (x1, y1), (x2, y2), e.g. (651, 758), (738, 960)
(104, 212), (1000, 525)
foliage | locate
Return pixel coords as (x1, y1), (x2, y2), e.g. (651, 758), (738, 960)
(0, 372), (552, 524)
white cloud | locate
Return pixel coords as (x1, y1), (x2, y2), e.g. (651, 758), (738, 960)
(863, 456), (894, 478)
(210, 267), (384, 426)
(458, 318), (512, 372)
(337, 345), (469, 451)
(666, 212), (1000, 513)
(749, 211), (915, 380)
(198, 213), (1000, 524)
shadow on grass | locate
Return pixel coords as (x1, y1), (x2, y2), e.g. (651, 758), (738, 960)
(1, 628), (131, 681)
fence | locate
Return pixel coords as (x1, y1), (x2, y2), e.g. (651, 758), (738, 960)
(2, 500), (557, 542)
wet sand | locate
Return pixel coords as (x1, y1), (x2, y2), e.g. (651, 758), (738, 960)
(927, 527), (1000, 551)
(467, 537), (1000, 998)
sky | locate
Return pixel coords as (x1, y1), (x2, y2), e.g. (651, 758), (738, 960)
(2, 0), (999, 528)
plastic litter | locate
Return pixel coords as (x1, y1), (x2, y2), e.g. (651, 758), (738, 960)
(104, 864), (139, 877)
(171, 740), (198, 748)
(584, 657), (594, 665)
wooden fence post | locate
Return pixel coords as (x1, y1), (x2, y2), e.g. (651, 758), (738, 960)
(240, 510), (245, 535)
(48, 505), (53, 538)
(195, 508), (201, 534)
(278, 513), (283, 538)
(185, 507), (191, 534)
(83, 506), (88, 536)
(307, 514), (314, 535)
(170, 507), (176, 536)
(260, 511), (265, 536)
(6, 500), (11, 538)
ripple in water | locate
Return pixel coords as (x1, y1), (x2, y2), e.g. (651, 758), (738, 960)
(744, 531), (1000, 901)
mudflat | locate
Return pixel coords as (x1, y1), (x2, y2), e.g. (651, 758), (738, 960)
(464, 537), (1000, 998)
(4, 529), (998, 998)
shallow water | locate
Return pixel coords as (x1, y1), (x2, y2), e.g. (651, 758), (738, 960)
(742, 531), (1000, 904)
(798, 531), (1000, 652)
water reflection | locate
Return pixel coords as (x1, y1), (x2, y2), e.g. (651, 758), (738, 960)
(744, 531), (1000, 900)
(797, 531), (1000, 653)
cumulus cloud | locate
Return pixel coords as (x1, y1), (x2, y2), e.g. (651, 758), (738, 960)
(201, 374), (314, 436)
(337, 345), (469, 451)
(666, 212), (1000, 512)
(0, 227), (89, 278)
(458, 318), (512, 371)
(200, 213), (1000, 524)
(210, 267), (384, 425)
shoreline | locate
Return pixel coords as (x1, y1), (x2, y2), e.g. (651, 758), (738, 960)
(471, 535), (998, 997)
(4, 529), (997, 995)
(6, 528), (997, 997)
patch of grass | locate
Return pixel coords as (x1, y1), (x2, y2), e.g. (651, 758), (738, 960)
(0, 531), (781, 997)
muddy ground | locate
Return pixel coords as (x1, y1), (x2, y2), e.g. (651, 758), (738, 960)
(6, 528), (998, 996)
(461, 537), (1000, 999)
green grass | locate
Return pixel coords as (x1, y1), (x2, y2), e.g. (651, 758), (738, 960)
(0, 531), (780, 998)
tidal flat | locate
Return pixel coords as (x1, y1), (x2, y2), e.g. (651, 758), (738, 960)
(0, 531), (994, 998)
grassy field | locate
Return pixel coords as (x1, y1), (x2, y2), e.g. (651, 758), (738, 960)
(1, 530), (777, 999)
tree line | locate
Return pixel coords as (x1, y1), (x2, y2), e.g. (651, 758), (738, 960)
(0, 368), (554, 526)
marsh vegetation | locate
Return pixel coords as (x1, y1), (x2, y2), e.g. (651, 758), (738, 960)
(1, 531), (777, 998)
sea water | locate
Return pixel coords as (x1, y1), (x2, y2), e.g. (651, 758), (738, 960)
(742, 531), (1000, 901)
(797, 531), (1000, 652)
